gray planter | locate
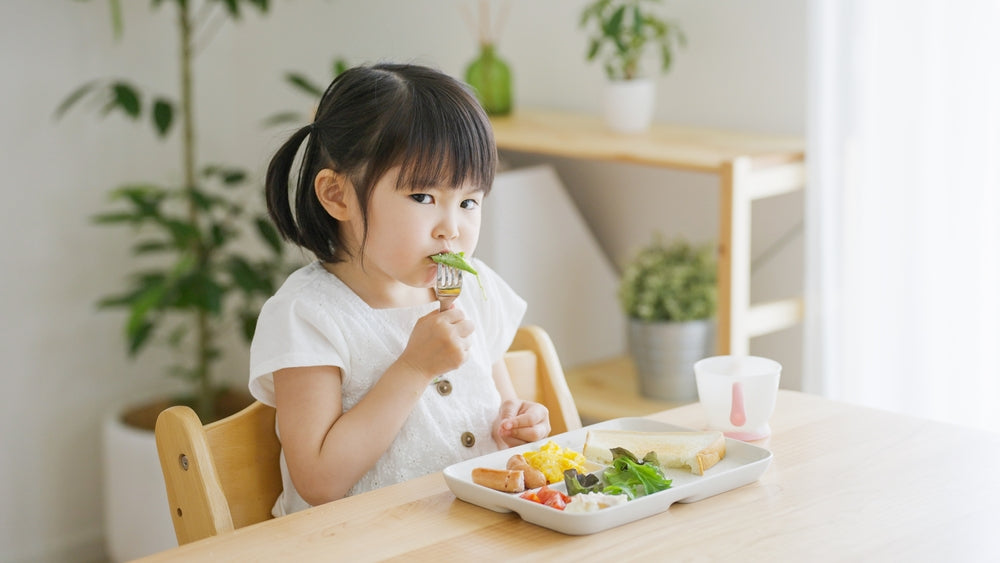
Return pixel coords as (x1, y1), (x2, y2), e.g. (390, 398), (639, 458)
(628, 318), (715, 402)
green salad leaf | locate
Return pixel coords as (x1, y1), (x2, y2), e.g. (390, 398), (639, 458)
(564, 468), (602, 496)
(432, 252), (485, 298)
(431, 251), (478, 275)
(603, 450), (673, 500)
(562, 447), (672, 501)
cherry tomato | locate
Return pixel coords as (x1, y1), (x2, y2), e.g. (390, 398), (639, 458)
(521, 485), (570, 511)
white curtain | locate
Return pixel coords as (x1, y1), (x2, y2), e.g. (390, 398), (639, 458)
(806, 0), (1000, 431)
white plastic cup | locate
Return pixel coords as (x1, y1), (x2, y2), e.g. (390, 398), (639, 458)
(694, 355), (782, 441)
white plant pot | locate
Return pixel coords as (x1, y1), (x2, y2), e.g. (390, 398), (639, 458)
(102, 407), (177, 561)
(603, 78), (656, 133)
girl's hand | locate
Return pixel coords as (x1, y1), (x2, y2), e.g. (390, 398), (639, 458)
(398, 307), (475, 381)
(492, 399), (551, 447)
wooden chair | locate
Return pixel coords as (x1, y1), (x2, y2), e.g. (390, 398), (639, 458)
(154, 324), (581, 545)
(503, 324), (582, 435)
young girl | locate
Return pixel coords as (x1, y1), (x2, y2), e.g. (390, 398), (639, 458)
(249, 62), (551, 516)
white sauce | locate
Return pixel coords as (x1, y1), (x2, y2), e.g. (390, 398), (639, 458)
(564, 491), (628, 513)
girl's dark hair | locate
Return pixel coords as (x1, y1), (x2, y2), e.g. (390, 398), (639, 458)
(265, 62), (497, 263)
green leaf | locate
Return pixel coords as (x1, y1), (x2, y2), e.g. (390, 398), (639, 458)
(563, 468), (603, 496)
(605, 5), (625, 37)
(228, 256), (270, 293)
(246, 0), (269, 12)
(332, 57), (349, 77)
(201, 165), (247, 185)
(110, 183), (165, 200)
(239, 310), (258, 342)
(152, 98), (173, 137)
(586, 39), (601, 61)
(54, 80), (101, 119)
(127, 320), (154, 356)
(161, 218), (200, 246)
(660, 44), (672, 72)
(603, 448), (672, 499)
(255, 217), (284, 255)
(97, 291), (139, 309)
(188, 187), (214, 211)
(93, 211), (141, 225)
(210, 223), (230, 247)
(124, 279), (169, 355)
(109, 184), (166, 219)
(222, 169), (246, 185)
(219, 0), (240, 17)
(109, 82), (141, 118)
(133, 240), (173, 254)
(195, 276), (224, 313)
(285, 72), (325, 98)
(431, 252), (478, 275)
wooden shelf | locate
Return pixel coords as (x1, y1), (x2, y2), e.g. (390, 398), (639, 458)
(492, 108), (807, 355)
(563, 356), (689, 424)
(491, 109), (805, 174)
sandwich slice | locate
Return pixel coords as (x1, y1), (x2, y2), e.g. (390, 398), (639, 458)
(583, 429), (726, 475)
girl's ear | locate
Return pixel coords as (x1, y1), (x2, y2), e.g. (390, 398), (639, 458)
(314, 168), (353, 221)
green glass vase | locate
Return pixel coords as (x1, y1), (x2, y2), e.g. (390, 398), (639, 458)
(465, 44), (512, 116)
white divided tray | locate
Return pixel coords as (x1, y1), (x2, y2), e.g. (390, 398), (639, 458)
(442, 417), (773, 535)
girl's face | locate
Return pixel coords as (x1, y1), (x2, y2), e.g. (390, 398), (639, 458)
(355, 166), (484, 291)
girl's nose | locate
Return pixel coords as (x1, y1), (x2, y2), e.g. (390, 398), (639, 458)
(433, 214), (460, 240)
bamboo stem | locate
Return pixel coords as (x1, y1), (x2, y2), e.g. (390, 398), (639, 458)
(178, 1), (215, 421)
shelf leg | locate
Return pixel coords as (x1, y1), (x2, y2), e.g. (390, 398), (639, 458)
(718, 157), (753, 355)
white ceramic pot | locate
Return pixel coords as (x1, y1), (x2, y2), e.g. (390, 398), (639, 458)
(102, 407), (177, 561)
(603, 78), (656, 133)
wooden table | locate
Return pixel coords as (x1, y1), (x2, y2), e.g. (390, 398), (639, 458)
(491, 109), (807, 356)
(138, 391), (1000, 562)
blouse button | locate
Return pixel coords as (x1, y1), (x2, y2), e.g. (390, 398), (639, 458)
(435, 379), (452, 396)
(460, 431), (476, 448)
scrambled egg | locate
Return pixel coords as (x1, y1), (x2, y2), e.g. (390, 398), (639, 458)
(522, 440), (587, 483)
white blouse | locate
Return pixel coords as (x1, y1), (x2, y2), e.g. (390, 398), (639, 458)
(249, 258), (526, 516)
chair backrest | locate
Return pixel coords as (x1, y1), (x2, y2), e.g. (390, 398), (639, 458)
(504, 325), (582, 435)
(155, 400), (282, 545)
(155, 324), (580, 545)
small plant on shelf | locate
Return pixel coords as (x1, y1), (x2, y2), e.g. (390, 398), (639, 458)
(619, 235), (716, 322)
(580, 0), (686, 81)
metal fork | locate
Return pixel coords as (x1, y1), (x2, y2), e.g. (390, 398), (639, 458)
(435, 263), (463, 310)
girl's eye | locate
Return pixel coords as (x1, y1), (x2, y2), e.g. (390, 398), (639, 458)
(461, 199), (480, 210)
(410, 193), (432, 204)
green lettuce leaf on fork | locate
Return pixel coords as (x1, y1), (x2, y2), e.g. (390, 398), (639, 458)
(431, 252), (485, 298)
(431, 251), (478, 275)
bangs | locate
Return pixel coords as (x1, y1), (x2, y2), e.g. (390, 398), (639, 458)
(387, 85), (497, 193)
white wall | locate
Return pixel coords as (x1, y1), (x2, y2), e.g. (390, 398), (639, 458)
(0, 1), (805, 560)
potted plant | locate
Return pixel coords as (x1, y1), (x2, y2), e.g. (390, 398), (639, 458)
(618, 235), (716, 401)
(56, 1), (291, 559)
(579, 0), (686, 133)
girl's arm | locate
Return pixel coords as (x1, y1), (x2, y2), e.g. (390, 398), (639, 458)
(274, 306), (473, 505)
(491, 358), (552, 447)
(272, 359), (427, 505)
